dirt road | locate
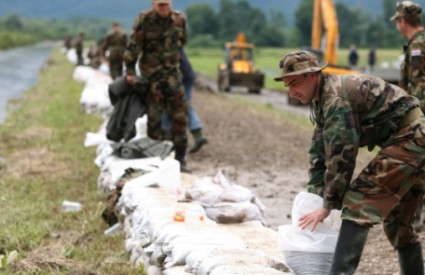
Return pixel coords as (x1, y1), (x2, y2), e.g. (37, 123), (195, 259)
(188, 80), (415, 274)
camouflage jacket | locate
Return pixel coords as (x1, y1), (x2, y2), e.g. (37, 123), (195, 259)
(123, 9), (187, 78)
(102, 32), (128, 60)
(308, 74), (420, 210)
(400, 29), (425, 111)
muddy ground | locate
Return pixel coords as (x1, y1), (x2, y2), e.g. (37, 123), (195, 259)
(187, 83), (419, 275)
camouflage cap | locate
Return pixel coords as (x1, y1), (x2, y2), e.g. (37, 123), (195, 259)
(390, 1), (422, 21)
(274, 50), (327, 82)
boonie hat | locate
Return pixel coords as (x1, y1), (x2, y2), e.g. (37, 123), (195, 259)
(390, 1), (422, 21)
(274, 50), (327, 82)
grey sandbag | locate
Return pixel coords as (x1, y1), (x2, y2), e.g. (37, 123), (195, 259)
(111, 137), (173, 160)
(283, 251), (333, 275)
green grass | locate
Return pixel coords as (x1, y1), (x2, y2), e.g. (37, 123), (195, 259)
(0, 50), (144, 274)
(187, 47), (403, 91)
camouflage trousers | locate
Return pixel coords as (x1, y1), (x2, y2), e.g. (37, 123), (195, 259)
(147, 71), (188, 147)
(342, 117), (425, 248)
(109, 57), (124, 80)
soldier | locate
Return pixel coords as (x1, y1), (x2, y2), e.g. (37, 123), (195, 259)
(101, 22), (128, 80)
(124, 0), (190, 172)
(392, 0), (425, 231)
(74, 32), (85, 66)
(392, 1), (425, 110)
(274, 50), (425, 274)
(161, 48), (208, 154)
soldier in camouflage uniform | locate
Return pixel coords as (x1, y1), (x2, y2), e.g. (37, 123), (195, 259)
(101, 23), (128, 80)
(74, 32), (85, 66)
(392, 1), (425, 232)
(275, 51), (425, 274)
(124, 0), (190, 172)
(392, 1), (425, 110)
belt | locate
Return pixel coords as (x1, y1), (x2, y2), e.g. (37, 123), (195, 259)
(398, 107), (424, 131)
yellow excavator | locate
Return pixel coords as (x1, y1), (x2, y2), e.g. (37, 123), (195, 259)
(310, 0), (398, 82)
(217, 33), (265, 94)
(310, 0), (359, 75)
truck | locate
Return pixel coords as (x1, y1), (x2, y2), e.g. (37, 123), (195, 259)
(217, 33), (265, 94)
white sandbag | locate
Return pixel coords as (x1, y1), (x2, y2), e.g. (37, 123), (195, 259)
(278, 192), (339, 275)
(209, 263), (291, 275)
(129, 115), (148, 141)
(73, 66), (96, 83)
(99, 62), (110, 75)
(84, 132), (109, 147)
(282, 251), (332, 275)
(79, 77), (112, 115)
(67, 48), (77, 64)
(163, 266), (191, 275)
(197, 249), (290, 275)
(98, 156), (180, 192)
(205, 201), (266, 224)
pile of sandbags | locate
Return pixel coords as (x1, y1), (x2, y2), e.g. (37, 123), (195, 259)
(73, 66), (113, 117)
(115, 178), (292, 275)
(185, 170), (266, 225)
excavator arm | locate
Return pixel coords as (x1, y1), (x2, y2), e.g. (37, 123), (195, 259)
(311, 0), (339, 65)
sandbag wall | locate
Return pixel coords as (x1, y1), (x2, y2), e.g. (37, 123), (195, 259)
(65, 50), (293, 275)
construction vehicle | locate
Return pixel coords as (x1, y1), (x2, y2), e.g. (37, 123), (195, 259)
(217, 33), (265, 94)
(289, 0), (354, 105)
(310, 0), (358, 75)
(310, 0), (398, 81)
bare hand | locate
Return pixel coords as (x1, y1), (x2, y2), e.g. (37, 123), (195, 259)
(298, 207), (331, 232)
(126, 75), (135, 85)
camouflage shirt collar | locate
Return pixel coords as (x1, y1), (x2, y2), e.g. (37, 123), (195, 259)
(151, 10), (174, 22)
(309, 74), (326, 126)
(407, 28), (425, 48)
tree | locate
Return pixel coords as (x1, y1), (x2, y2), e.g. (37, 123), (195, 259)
(2, 14), (24, 31)
(294, 0), (314, 47)
(186, 4), (218, 38)
(335, 4), (368, 47)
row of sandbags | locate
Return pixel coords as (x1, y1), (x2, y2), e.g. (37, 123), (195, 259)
(65, 50), (294, 274)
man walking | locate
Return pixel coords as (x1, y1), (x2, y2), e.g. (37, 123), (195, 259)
(162, 48), (208, 154)
(124, 0), (190, 172)
(275, 50), (425, 274)
(101, 23), (128, 80)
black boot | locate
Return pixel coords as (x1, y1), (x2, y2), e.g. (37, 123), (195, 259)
(174, 146), (192, 173)
(398, 243), (424, 275)
(189, 128), (208, 154)
(329, 220), (370, 275)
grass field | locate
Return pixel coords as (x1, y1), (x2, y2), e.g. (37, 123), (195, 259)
(0, 50), (143, 274)
(187, 47), (403, 91)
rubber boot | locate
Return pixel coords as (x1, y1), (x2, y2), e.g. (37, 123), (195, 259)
(189, 128), (208, 154)
(398, 243), (424, 275)
(329, 220), (370, 275)
(174, 146), (192, 173)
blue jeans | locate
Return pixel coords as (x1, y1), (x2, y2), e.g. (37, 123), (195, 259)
(162, 82), (202, 131)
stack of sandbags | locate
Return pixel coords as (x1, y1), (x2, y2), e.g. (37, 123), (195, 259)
(75, 67), (113, 117)
(116, 181), (292, 275)
(185, 169), (266, 225)
(97, 156), (180, 193)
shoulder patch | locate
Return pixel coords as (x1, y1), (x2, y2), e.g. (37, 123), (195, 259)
(411, 49), (421, 56)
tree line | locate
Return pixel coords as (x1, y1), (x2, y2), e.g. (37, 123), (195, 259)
(0, 14), (111, 50)
(186, 0), (409, 49)
(0, 0), (417, 50)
